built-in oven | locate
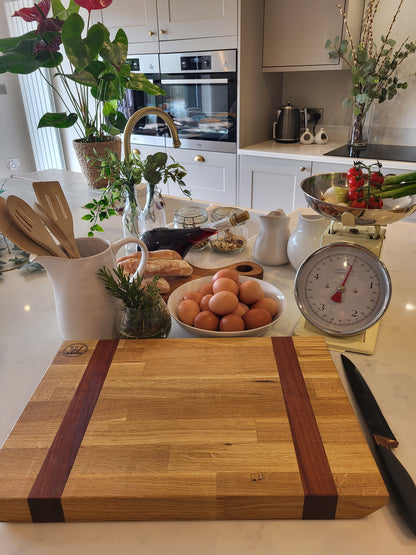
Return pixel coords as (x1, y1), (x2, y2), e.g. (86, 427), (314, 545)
(120, 50), (237, 153)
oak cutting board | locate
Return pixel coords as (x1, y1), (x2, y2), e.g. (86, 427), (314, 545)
(0, 336), (388, 522)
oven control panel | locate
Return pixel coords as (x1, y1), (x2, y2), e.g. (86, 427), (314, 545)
(180, 55), (211, 71)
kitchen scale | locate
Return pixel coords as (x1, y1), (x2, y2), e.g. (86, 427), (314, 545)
(293, 172), (416, 355)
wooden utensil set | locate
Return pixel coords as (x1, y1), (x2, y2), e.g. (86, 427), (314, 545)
(0, 181), (81, 258)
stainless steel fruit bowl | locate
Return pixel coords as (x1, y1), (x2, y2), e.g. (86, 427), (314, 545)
(301, 172), (416, 226)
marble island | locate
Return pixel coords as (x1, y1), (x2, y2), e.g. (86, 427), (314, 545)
(0, 170), (416, 554)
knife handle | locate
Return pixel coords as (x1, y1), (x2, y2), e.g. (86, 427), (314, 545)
(375, 444), (416, 535)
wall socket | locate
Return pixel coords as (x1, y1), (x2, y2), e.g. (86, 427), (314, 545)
(7, 158), (20, 171)
(306, 108), (324, 124)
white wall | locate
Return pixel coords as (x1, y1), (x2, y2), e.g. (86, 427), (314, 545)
(282, 1), (416, 145)
(0, 0), (35, 179)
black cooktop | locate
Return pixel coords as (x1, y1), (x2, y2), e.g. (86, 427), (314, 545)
(324, 144), (416, 163)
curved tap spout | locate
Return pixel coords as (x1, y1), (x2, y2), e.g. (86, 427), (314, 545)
(123, 107), (181, 158)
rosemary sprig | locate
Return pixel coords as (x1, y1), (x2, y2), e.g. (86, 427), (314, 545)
(97, 266), (160, 310)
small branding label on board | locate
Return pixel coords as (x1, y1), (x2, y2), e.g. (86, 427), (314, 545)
(63, 343), (88, 357)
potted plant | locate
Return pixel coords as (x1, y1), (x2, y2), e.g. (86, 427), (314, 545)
(0, 0), (164, 186)
(82, 150), (191, 239)
(97, 265), (172, 339)
(326, 0), (416, 147)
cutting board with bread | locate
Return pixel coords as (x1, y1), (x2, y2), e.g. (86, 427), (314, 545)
(117, 249), (264, 299)
(0, 336), (388, 522)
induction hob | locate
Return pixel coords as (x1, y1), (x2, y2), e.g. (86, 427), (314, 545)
(324, 144), (416, 163)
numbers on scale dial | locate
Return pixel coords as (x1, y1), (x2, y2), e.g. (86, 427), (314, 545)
(304, 252), (382, 328)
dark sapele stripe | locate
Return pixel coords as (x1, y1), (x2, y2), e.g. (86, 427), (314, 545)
(28, 339), (119, 522)
(271, 336), (338, 519)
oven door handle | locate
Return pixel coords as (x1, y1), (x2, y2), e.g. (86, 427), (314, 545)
(160, 78), (228, 85)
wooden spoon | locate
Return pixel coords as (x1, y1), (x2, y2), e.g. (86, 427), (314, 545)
(32, 181), (81, 258)
(6, 195), (68, 258)
(0, 197), (52, 257)
(33, 202), (79, 258)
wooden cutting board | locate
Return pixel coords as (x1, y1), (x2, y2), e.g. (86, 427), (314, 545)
(0, 336), (388, 522)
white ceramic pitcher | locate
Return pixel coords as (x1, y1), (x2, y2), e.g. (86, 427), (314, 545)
(32, 236), (148, 340)
(287, 213), (329, 270)
(252, 209), (290, 266)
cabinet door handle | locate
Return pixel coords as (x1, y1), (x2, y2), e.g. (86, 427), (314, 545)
(160, 28), (167, 35)
(300, 166), (309, 172)
(133, 148), (141, 155)
(194, 155), (205, 162)
(148, 30), (156, 36)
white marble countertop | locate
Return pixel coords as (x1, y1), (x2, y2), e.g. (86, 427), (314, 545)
(239, 139), (416, 171)
(1, 169), (416, 553)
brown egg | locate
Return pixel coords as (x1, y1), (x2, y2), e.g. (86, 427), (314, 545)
(177, 299), (200, 326)
(238, 280), (265, 305)
(200, 293), (213, 311)
(183, 290), (203, 305)
(194, 310), (219, 331)
(212, 277), (239, 295)
(212, 268), (240, 283)
(208, 291), (239, 315)
(219, 313), (245, 332)
(232, 302), (249, 317)
(243, 308), (272, 330)
(252, 297), (279, 317)
(199, 282), (213, 296)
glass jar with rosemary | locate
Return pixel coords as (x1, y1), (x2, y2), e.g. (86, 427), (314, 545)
(97, 266), (171, 339)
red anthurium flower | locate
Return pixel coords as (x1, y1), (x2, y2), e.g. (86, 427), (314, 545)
(13, 0), (50, 22)
(73, 0), (113, 13)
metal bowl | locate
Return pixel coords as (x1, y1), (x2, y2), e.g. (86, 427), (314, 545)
(301, 172), (416, 226)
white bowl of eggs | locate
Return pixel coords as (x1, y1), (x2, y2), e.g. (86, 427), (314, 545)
(167, 268), (286, 337)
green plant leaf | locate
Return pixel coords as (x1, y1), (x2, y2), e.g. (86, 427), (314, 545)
(127, 72), (165, 95)
(51, 0), (80, 19)
(62, 14), (108, 71)
(38, 111), (78, 128)
(100, 29), (128, 69)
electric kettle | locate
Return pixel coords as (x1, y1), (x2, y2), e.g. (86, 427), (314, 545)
(274, 102), (301, 143)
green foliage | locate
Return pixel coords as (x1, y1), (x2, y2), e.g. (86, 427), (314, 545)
(325, 1), (416, 118)
(81, 150), (191, 235)
(0, 1), (164, 141)
(97, 265), (160, 310)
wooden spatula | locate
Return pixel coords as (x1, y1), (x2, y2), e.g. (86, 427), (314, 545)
(32, 181), (81, 258)
(33, 202), (79, 258)
(0, 197), (52, 256)
(6, 195), (68, 258)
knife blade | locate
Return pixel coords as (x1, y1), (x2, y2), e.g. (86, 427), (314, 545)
(341, 354), (416, 535)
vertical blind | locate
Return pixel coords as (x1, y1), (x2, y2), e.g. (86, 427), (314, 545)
(5, 0), (66, 170)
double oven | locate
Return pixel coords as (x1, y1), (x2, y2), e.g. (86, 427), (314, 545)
(120, 50), (237, 153)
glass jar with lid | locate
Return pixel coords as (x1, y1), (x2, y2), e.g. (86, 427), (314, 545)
(209, 206), (248, 254)
(173, 204), (209, 251)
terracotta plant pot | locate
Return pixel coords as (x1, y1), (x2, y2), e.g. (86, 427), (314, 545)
(73, 137), (122, 189)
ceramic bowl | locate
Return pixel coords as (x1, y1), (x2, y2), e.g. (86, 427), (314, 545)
(167, 275), (286, 337)
(301, 172), (416, 226)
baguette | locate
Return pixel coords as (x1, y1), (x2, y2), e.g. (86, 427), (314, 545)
(144, 259), (193, 277)
(117, 249), (181, 264)
(140, 276), (171, 294)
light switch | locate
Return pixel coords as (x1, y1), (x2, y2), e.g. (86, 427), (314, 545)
(0, 84), (7, 95)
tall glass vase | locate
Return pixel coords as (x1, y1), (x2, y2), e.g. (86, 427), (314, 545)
(122, 190), (141, 254)
(139, 184), (166, 234)
(348, 104), (368, 148)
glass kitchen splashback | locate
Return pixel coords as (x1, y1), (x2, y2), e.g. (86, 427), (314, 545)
(324, 144), (416, 163)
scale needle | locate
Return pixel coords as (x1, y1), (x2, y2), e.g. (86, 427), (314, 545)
(331, 259), (355, 303)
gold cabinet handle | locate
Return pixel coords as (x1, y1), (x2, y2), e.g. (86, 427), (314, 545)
(300, 166), (309, 172)
(133, 149), (141, 155)
(148, 30), (156, 36)
(160, 28), (167, 35)
(194, 155), (205, 162)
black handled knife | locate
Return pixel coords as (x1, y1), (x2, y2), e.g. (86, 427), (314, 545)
(341, 354), (416, 535)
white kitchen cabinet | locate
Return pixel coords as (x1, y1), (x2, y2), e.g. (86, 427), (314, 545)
(263, 0), (364, 72)
(238, 155), (312, 212)
(99, 0), (237, 52)
(165, 147), (237, 204)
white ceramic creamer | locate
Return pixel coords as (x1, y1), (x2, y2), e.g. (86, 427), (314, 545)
(32, 236), (148, 340)
(252, 210), (290, 266)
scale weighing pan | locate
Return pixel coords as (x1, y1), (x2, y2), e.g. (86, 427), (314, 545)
(294, 172), (416, 354)
(301, 172), (416, 226)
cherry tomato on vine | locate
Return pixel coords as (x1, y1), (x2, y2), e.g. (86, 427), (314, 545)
(347, 167), (362, 180)
(370, 172), (384, 187)
(348, 175), (365, 189)
(350, 199), (367, 208)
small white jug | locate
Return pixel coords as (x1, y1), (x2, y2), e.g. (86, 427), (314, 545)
(287, 213), (329, 270)
(252, 209), (290, 266)
(32, 236), (148, 340)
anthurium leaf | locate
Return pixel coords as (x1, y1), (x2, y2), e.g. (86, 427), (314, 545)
(0, 37), (60, 73)
(106, 110), (127, 131)
(126, 72), (164, 95)
(100, 29), (128, 68)
(38, 111), (78, 128)
(64, 68), (99, 86)
(62, 14), (107, 71)
(51, 0), (80, 19)
(102, 99), (117, 115)
(0, 31), (38, 53)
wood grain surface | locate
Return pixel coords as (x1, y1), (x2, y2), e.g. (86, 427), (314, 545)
(0, 336), (388, 522)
